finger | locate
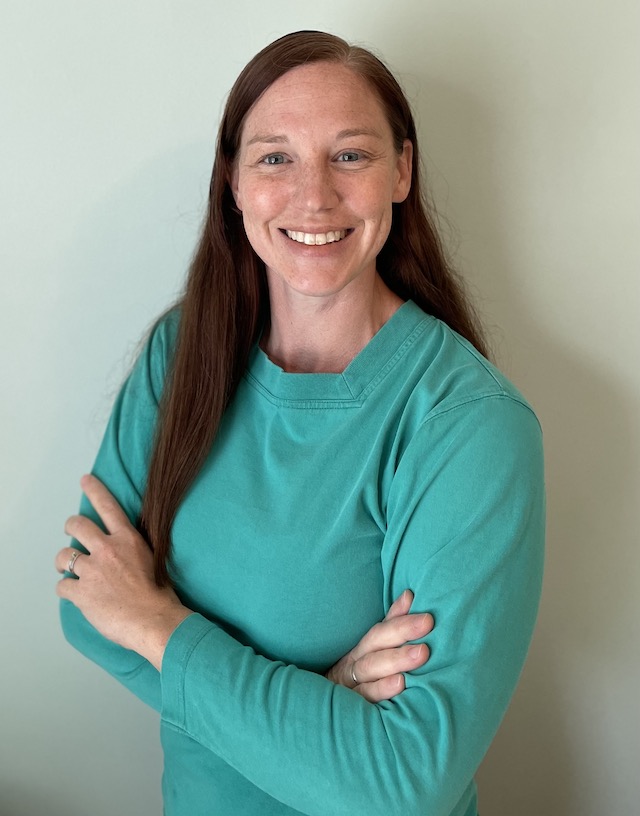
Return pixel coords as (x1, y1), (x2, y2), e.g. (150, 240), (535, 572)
(80, 474), (130, 534)
(55, 546), (87, 576)
(353, 612), (434, 660)
(355, 674), (405, 703)
(56, 575), (80, 600)
(63, 515), (104, 552)
(384, 590), (414, 621)
(353, 642), (429, 685)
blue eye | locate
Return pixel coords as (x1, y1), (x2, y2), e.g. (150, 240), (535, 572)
(338, 151), (361, 162)
(263, 154), (286, 165)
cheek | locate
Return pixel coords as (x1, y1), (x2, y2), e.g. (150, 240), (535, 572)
(364, 189), (394, 233)
(239, 178), (289, 220)
(361, 174), (396, 218)
(238, 186), (285, 259)
(361, 183), (394, 252)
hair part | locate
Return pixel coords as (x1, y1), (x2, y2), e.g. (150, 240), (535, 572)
(139, 31), (488, 586)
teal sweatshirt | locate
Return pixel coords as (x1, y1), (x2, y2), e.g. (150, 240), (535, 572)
(60, 300), (545, 816)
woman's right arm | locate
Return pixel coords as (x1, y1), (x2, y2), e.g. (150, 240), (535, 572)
(58, 315), (175, 712)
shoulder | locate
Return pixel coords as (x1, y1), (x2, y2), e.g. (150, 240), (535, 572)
(138, 305), (181, 401)
(148, 305), (181, 363)
(397, 303), (539, 430)
(118, 305), (181, 410)
(387, 305), (543, 478)
(387, 314), (545, 531)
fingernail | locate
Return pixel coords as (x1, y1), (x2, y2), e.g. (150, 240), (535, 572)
(409, 645), (423, 659)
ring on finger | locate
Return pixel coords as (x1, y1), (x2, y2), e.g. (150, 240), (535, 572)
(67, 550), (82, 576)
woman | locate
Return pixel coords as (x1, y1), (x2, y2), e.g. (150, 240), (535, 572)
(56, 31), (544, 816)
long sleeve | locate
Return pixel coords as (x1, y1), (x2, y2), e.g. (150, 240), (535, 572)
(59, 311), (178, 712)
(60, 300), (545, 815)
(159, 394), (545, 816)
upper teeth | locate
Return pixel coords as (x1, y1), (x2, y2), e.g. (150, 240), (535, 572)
(285, 230), (347, 245)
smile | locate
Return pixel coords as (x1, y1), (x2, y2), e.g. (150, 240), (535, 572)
(284, 229), (349, 245)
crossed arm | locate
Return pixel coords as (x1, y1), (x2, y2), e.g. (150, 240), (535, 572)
(55, 474), (431, 700)
(56, 318), (544, 815)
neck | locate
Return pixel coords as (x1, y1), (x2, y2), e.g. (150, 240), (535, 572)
(262, 274), (404, 373)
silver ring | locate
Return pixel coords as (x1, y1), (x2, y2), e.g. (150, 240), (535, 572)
(67, 550), (81, 576)
(351, 665), (359, 686)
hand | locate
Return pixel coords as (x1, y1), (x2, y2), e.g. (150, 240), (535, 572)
(55, 474), (191, 669)
(325, 590), (433, 702)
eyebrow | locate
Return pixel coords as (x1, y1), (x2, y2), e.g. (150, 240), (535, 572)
(245, 134), (288, 147)
(336, 128), (384, 140)
(244, 127), (384, 147)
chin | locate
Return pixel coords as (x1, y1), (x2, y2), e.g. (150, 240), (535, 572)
(281, 276), (359, 300)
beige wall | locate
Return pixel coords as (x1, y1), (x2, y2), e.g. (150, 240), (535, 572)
(1, 1), (638, 813)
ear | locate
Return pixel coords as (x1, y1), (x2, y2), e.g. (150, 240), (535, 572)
(392, 139), (413, 203)
(230, 162), (242, 211)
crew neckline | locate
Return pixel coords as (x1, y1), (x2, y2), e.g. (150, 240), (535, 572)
(244, 300), (433, 405)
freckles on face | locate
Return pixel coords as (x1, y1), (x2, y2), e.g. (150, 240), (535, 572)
(230, 61), (412, 299)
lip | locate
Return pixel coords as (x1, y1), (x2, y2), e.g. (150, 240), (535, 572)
(281, 227), (353, 234)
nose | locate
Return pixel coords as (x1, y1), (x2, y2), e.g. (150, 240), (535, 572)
(295, 162), (339, 212)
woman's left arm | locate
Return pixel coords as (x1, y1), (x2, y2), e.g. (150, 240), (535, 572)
(57, 394), (544, 816)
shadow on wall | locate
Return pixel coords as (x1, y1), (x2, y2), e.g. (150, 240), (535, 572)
(402, 62), (636, 816)
(0, 787), (73, 816)
(476, 340), (636, 815)
(0, 785), (114, 816)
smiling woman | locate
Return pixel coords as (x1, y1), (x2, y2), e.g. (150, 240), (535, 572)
(56, 30), (544, 816)
(230, 61), (412, 364)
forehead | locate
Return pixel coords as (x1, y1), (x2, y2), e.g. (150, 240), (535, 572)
(239, 61), (392, 143)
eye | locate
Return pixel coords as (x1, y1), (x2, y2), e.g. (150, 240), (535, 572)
(262, 154), (287, 165)
(337, 151), (362, 163)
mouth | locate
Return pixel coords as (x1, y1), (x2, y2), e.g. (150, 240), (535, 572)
(282, 229), (351, 246)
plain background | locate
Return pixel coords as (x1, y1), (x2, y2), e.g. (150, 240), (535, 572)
(1, 1), (638, 814)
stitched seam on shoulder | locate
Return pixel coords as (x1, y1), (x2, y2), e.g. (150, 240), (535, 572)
(161, 719), (189, 733)
(450, 331), (507, 391)
(421, 392), (540, 428)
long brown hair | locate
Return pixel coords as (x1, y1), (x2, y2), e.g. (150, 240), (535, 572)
(140, 31), (488, 585)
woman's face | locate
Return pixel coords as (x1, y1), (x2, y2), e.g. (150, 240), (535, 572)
(231, 61), (412, 303)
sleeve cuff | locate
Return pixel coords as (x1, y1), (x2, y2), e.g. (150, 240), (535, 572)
(161, 612), (216, 730)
